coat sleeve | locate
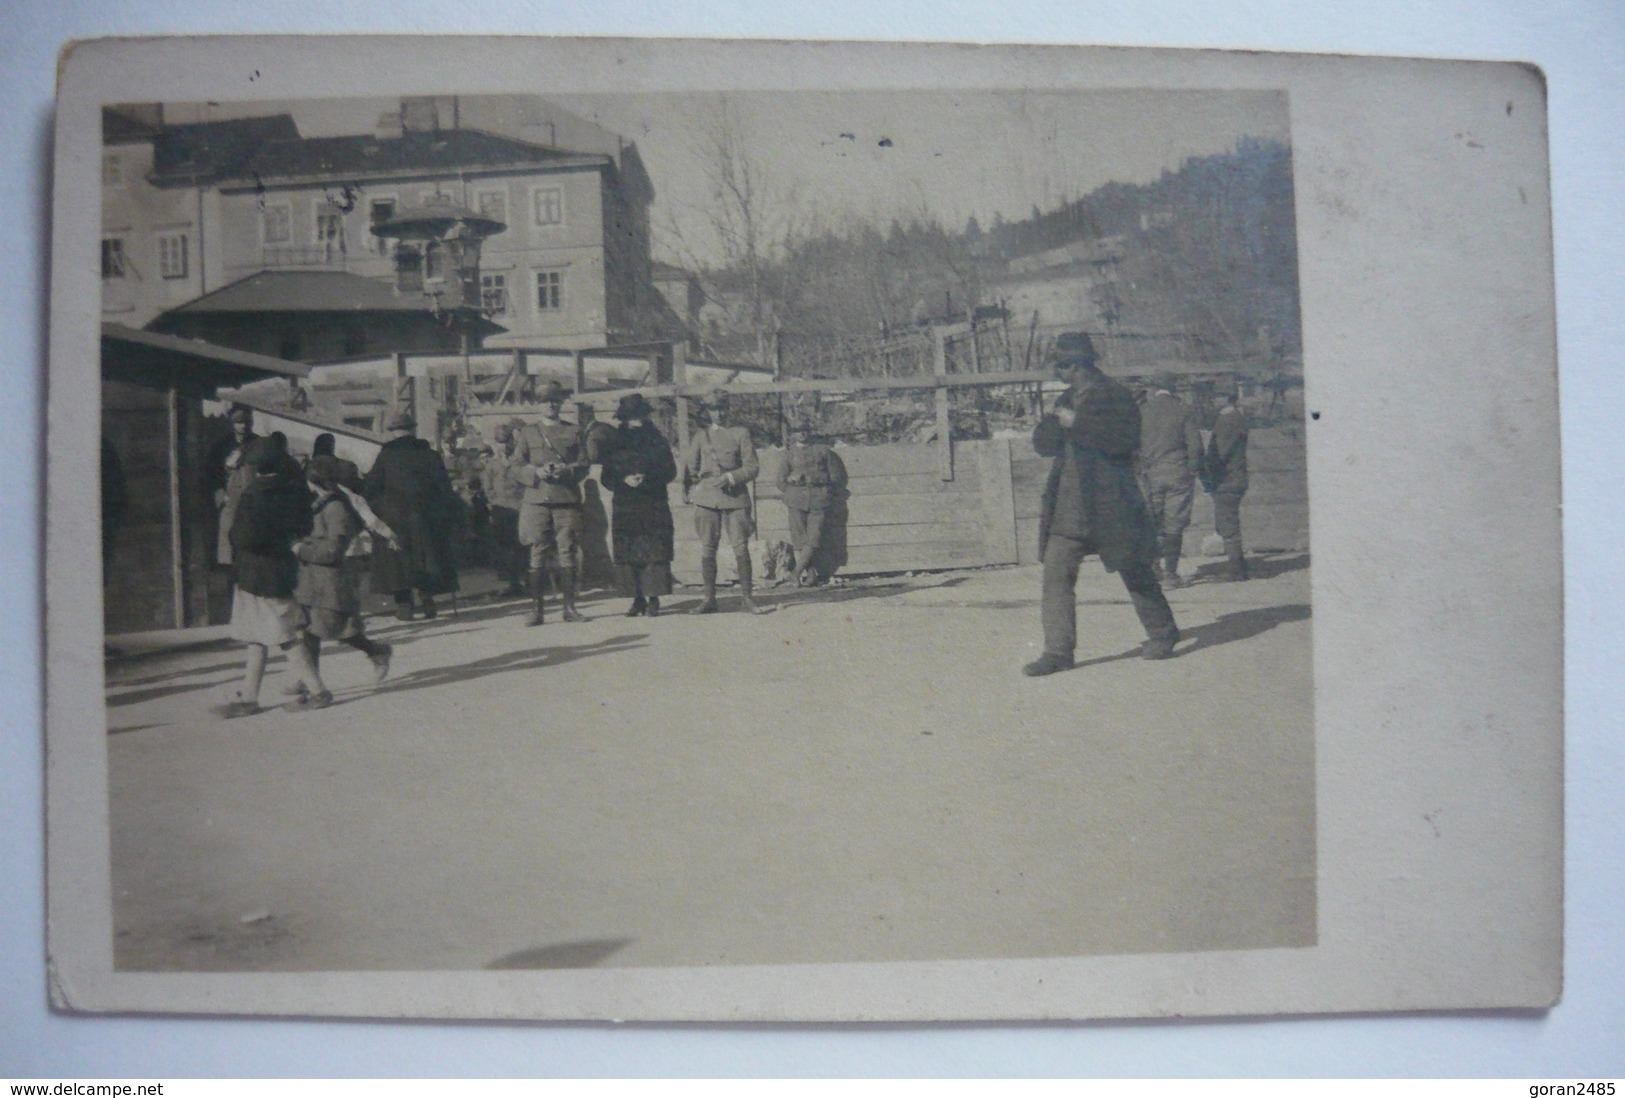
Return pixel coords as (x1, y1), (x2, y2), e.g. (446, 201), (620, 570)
(653, 435), (679, 487)
(734, 432), (760, 486)
(296, 501), (357, 566)
(1032, 414), (1067, 458)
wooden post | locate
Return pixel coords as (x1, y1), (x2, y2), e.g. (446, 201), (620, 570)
(932, 325), (953, 481)
(574, 349), (587, 397)
(673, 339), (690, 456)
(166, 381), (186, 628)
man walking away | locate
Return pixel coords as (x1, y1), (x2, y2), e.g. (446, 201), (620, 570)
(1024, 333), (1179, 677)
(515, 381), (590, 625)
(1138, 373), (1203, 588)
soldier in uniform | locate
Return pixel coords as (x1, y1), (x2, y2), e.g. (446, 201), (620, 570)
(777, 418), (849, 586)
(1203, 381), (1251, 581)
(681, 390), (768, 614)
(1024, 332), (1180, 677)
(1138, 373), (1204, 588)
(482, 420), (527, 598)
(515, 381), (590, 624)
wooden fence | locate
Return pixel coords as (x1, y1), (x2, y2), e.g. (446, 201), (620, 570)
(661, 425), (1307, 583)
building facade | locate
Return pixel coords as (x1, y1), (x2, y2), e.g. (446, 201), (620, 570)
(104, 96), (671, 353)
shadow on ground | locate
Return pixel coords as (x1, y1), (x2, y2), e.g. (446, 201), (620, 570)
(1191, 552), (1310, 584)
(486, 938), (632, 970)
(1071, 602), (1313, 671)
(361, 633), (649, 700)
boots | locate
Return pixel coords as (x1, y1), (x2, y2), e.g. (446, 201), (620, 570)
(419, 593), (437, 620)
(737, 554), (769, 615)
(1223, 537), (1250, 582)
(558, 568), (586, 622)
(626, 595), (647, 617)
(1161, 550), (1185, 589)
(393, 592), (415, 622)
(691, 558), (719, 614)
(646, 597), (660, 617)
(526, 568), (546, 626)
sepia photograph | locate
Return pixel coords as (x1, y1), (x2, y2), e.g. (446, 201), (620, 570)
(45, 35), (1561, 1023)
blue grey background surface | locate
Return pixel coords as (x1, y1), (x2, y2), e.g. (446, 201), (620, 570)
(6, 0), (1622, 1076)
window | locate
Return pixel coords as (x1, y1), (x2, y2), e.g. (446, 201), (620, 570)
(535, 270), (563, 311)
(262, 203), (292, 245)
(102, 155), (122, 187)
(475, 189), (508, 231)
(481, 272), (509, 315)
(101, 237), (127, 279)
(533, 187), (563, 226)
(368, 198), (396, 254)
(316, 209), (346, 252)
(157, 233), (188, 279)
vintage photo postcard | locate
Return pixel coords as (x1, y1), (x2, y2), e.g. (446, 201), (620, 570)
(45, 35), (1561, 1021)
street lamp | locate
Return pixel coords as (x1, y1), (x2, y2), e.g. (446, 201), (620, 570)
(370, 198), (506, 442)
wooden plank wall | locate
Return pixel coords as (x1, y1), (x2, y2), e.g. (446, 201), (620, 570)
(668, 440), (1023, 582)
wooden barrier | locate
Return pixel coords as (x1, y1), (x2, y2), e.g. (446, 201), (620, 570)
(656, 424), (1307, 584)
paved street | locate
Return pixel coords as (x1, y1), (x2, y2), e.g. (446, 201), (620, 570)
(105, 555), (1314, 972)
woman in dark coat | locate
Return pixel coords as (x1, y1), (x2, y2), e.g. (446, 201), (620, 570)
(599, 394), (678, 616)
(362, 411), (463, 620)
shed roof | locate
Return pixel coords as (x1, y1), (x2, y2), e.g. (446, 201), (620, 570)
(102, 323), (310, 394)
(154, 270), (439, 315)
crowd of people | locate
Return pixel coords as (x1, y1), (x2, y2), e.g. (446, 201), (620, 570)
(199, 331), (1250, 712)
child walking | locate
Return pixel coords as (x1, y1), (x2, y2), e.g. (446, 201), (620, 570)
(213, 438), (319, 718)
(283, 454), (393, 711)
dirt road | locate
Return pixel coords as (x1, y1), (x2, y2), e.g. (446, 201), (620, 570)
(105, 555), (1313, 972)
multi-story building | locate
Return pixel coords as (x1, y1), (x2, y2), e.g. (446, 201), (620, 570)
(103, 96), (678, 353)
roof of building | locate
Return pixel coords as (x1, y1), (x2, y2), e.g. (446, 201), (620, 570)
(102, 323), (311, 394)
(153, 270), (449, 316)
(224, 128), (609, 186)
(147, 114), (302, 185)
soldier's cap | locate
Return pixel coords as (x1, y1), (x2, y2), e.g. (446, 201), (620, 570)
(1050, 331), (1098, 363)
(227, 403), (253, 424)
(1154, 372), (1180, 392)
(693, 389), (731, 410)
(538, 380), (571, 405)
(385, 409), (416, 432)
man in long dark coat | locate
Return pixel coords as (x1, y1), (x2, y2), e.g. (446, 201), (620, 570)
(1024, 333), (1180, 677)
(363, 409), (463, 620)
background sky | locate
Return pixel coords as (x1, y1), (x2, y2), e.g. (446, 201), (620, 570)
(175, 89), (1289, 268)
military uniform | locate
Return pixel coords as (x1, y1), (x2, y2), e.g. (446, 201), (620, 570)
(777, 439), (849, 583)
(1138, 388), (1203, 584)
(481, 434), (527, 592)
(682, 414), (764, 613)
(514, 415), (590, 621)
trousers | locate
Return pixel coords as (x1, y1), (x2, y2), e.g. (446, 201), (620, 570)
(1040, 534), (1177, 658)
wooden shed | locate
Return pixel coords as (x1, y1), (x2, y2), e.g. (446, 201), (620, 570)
(101, 323), (311, 634)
